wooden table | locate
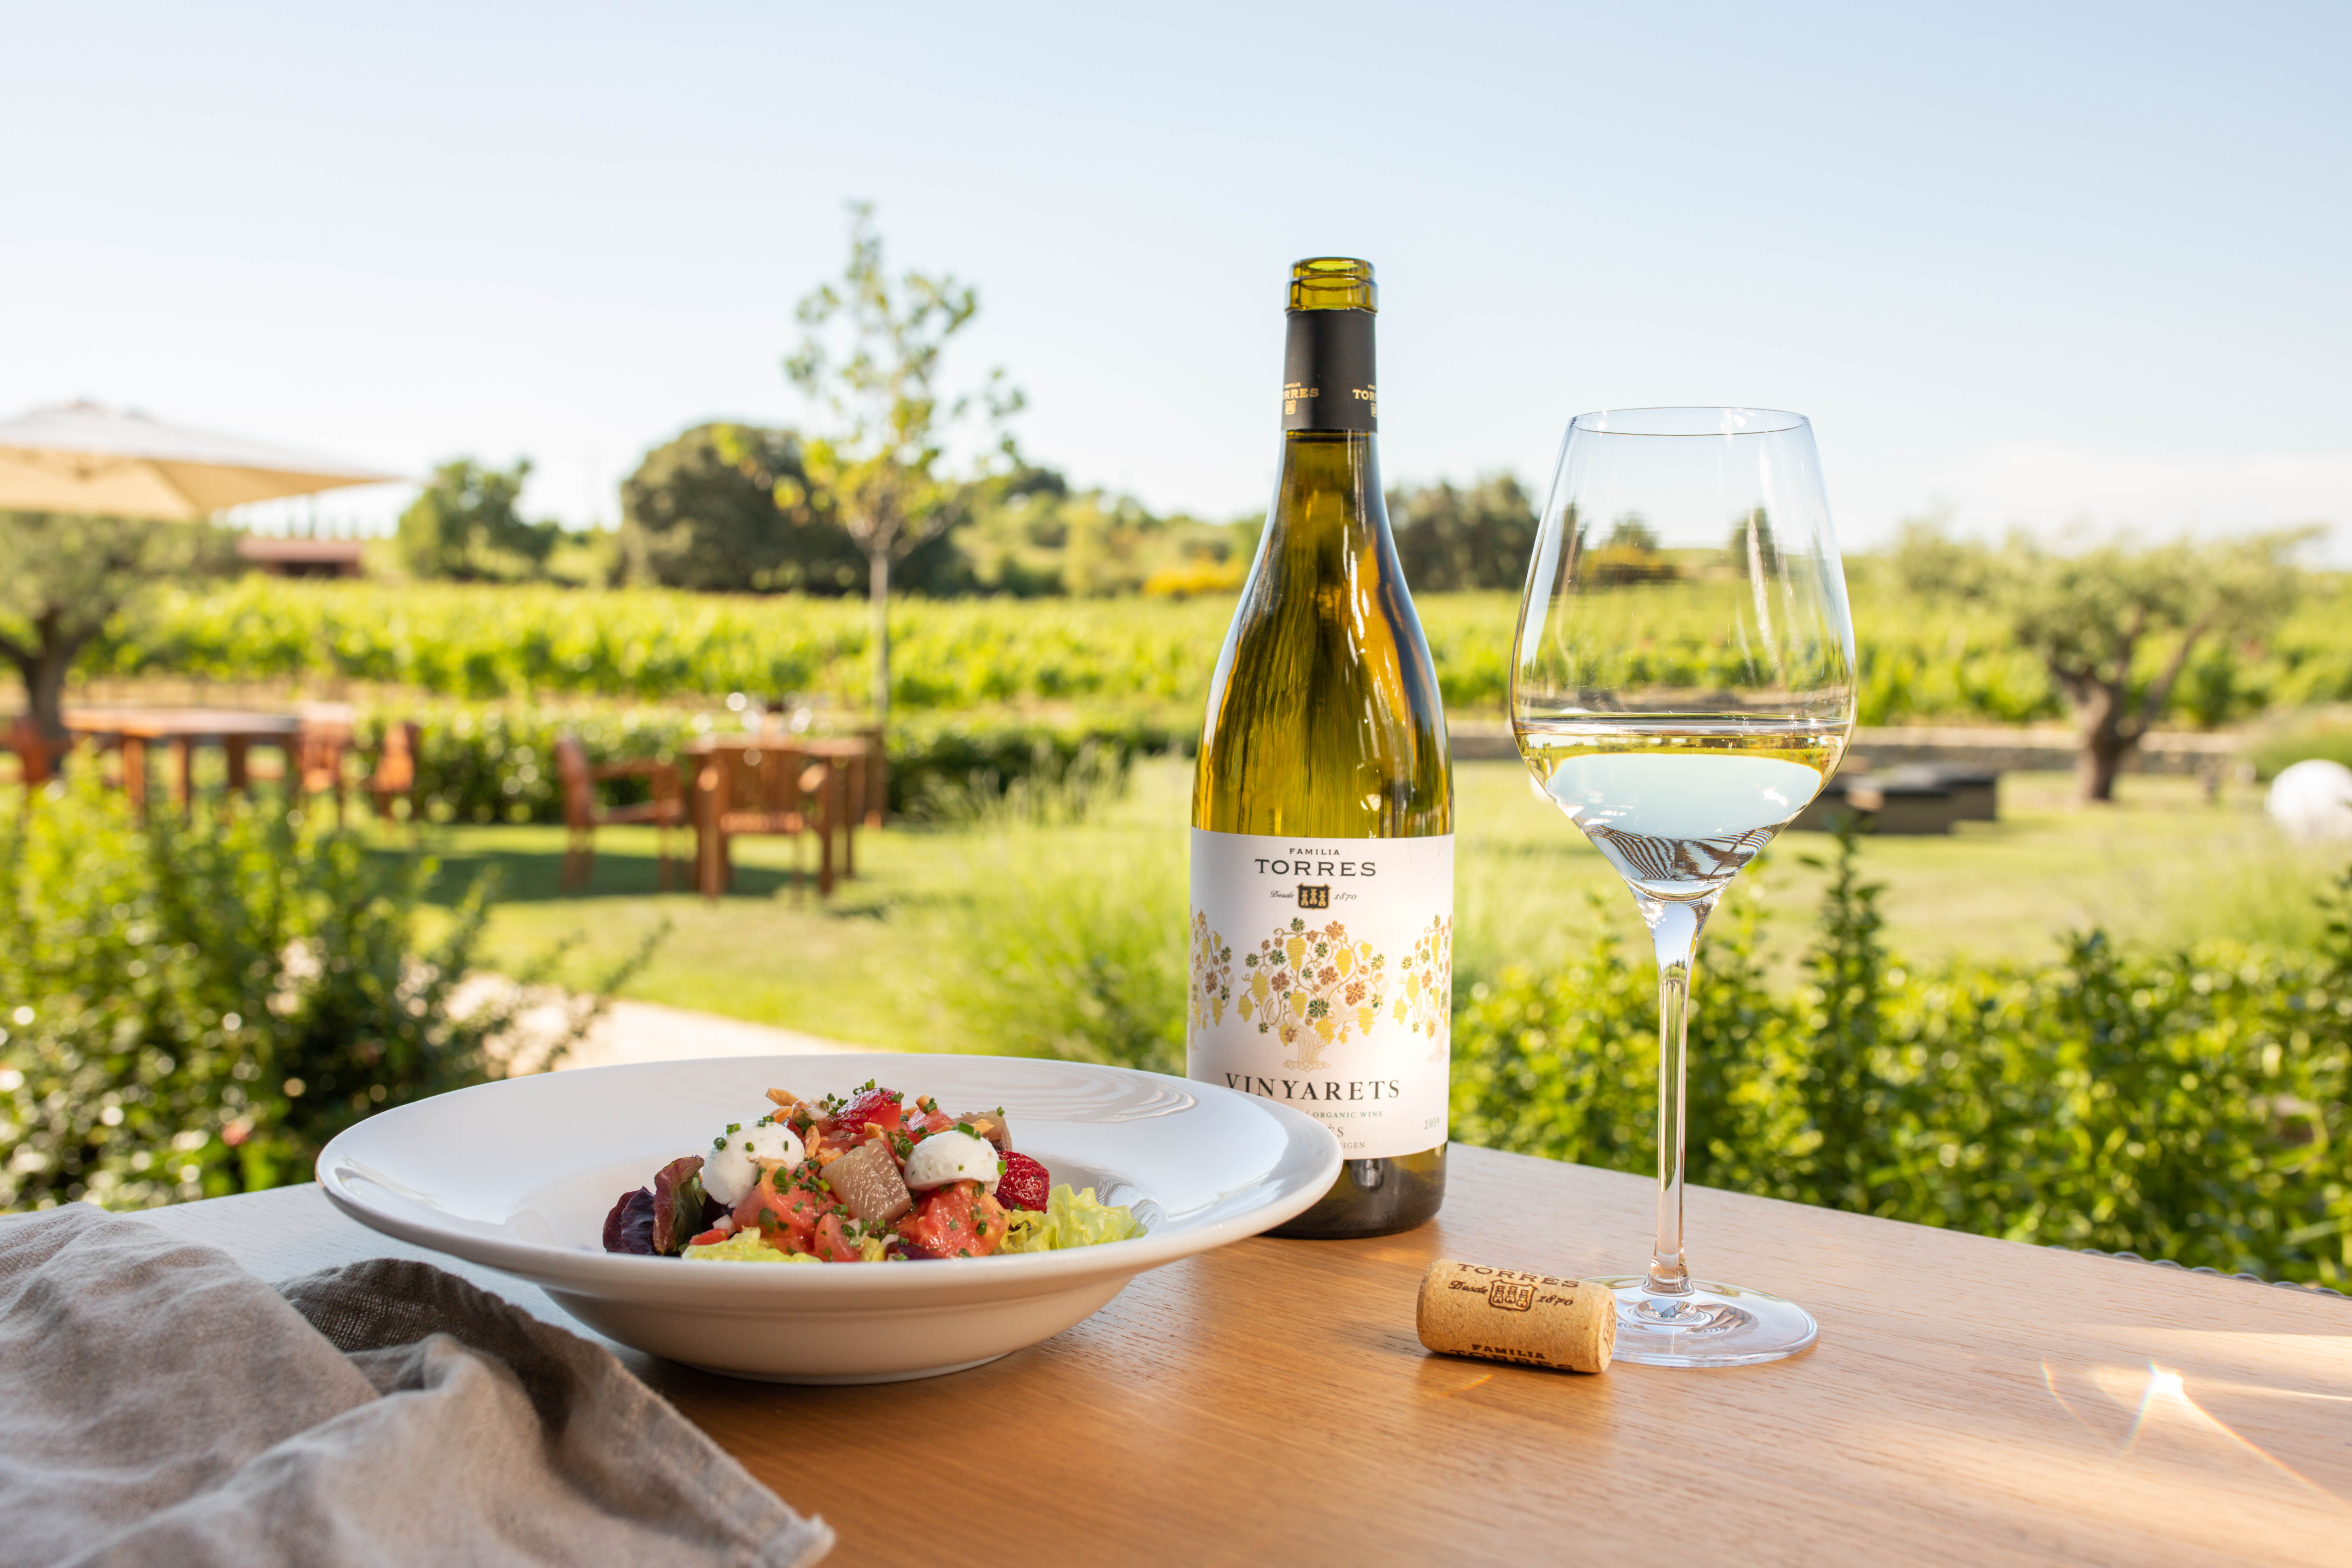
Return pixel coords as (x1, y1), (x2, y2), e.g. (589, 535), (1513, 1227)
(686, 734), (864, 894)
(794, 736), (877, 875)
(64, 707), (301, 817)
(117, 1146), (2350, 1566)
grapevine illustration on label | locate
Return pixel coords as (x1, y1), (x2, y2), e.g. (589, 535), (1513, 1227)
(1398, 914), (1452, 1061)
(1188, 911), (1234, 1035)
(1237, 917), (1389, 1072)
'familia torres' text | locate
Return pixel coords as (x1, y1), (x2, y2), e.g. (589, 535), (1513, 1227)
(1254, 853), (1378, 877)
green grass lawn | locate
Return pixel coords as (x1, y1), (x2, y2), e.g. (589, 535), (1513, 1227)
(415, 760), (2344, 1052)
(1462, 763), (2342, 980)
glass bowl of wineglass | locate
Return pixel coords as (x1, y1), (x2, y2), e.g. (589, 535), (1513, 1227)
(1510, 406), (1857, 1366)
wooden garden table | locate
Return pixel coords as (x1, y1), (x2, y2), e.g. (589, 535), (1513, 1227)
(117, 1145), (2350, 1565)
(63, 707), (300, 818)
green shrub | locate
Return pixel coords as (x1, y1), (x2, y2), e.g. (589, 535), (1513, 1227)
(929, 816), (1188, 1076)
(1446, 875), (1807, 1190)
(0, 771), (651, 1210)
(1451, 831), (2352, 1284)
(368, 702), (703, 825)
(888, 713), (1188, 822)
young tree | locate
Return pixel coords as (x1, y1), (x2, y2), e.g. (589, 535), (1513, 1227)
(1896, 521), (2308, 802)
(0, 511), (236, 744)
(396, 458), (559, 581)
(784, 203), (1022, 725)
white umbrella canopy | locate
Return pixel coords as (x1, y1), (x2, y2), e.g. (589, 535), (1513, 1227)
(0, 401), (403, 521)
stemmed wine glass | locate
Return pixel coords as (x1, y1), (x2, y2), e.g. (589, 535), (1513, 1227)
(1510, 407), (1856, 1367)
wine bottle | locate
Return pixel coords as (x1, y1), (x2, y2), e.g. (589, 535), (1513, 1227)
(1187, 257), (1452, 1239)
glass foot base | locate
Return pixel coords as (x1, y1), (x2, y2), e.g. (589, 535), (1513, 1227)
(1596, 1277), (1819, 1367)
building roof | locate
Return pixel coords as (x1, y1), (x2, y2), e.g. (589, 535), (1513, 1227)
(234, 536), (367, 566)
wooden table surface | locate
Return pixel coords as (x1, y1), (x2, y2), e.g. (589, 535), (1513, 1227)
(62, 707), (302, 738)
(125, 1146), (2350, 1566)
(63, 707), (303, 813)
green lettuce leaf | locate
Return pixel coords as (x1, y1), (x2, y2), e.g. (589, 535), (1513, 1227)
(999, 1185), (1144, 1254)
(682, 1231), (820, 1264)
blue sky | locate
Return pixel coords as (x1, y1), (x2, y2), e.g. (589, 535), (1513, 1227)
(4, 1), (2347, 555)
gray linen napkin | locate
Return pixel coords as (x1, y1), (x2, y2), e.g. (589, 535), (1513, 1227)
(0, 1205), (832, 1568)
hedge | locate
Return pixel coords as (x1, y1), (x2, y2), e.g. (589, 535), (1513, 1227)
(353, 702), (1194, 825)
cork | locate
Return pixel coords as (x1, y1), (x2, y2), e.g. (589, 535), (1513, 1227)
(1415, 1260), (1616, 1374)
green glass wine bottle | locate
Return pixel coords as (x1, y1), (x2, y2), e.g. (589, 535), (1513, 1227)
(1187, 257), (1453, 1239)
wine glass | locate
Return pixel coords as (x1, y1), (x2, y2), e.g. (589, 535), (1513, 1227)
(1510, 407), (1856, 1367)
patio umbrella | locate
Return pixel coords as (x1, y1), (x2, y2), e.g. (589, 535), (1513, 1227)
(0, 401), (402, 520)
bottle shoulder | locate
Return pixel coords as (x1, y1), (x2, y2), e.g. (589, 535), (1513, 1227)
(1193, 577), (1451, 836)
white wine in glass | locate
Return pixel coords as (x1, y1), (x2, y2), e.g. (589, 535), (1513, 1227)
(1511, 406), (1856, 1367)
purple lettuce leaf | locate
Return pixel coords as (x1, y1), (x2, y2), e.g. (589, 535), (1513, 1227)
(602, 1187), (657, 1254)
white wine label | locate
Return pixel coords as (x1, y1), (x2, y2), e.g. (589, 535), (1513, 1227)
(1187, 828), (1452, 1160)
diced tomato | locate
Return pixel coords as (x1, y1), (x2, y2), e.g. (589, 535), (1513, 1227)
(688, 1226), (729, 1248)
(888, 1099), (957, 1152)
(812, 1212), (861, 1262)
(897, 1180), (1008, 1259)
(733, 1171), (835, 1255)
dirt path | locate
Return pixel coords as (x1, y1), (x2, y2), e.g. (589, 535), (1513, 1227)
(457, 976), (874, 1072)
(557, 998), (872, 1071)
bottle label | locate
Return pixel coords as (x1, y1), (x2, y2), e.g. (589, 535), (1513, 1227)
(1187, 828), (1451, 1158)
(1282, 310), (1377, 433)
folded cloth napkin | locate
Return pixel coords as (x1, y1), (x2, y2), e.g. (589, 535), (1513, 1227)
(0, 1205), (832, 1568)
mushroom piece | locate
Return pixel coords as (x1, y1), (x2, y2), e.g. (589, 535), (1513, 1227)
(954, 1111), (1013, 1154)
(820, 1140), (913, 1227)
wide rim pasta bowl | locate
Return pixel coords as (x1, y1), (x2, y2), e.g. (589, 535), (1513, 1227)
(316, 1052), (1340, 1382)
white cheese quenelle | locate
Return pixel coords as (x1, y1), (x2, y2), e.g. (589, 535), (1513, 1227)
(703, 1120), (805, 1206)
(899, 1130), (1000, 1194)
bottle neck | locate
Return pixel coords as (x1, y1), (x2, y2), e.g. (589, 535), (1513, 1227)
(1281, 308), (1377, 435)
(1264, 305), (1389, 563)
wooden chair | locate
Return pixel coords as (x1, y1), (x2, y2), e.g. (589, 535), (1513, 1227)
(6, 714), (64, 802)
(554, 734), (686, 891)
(294, 713), (354, 824)
(366, 721), (421, 822)
(693, 742), (837, 901)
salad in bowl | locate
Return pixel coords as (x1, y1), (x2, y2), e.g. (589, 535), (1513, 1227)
(316, 1052), (1338, 1381)
(603, 1079), (1142, 1265)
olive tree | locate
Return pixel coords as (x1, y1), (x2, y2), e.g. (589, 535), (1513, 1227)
(1385, 473), (1539, 591)
(783, 203), (1022, 725)
(0, 511), (235, 744)
(1896, 522), (2308, 801)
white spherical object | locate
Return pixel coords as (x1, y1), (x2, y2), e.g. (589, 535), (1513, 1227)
(2266, 758), (2352, 842)
(900, 1129), (1000, 1194)
(703, 1119), (805, 1206)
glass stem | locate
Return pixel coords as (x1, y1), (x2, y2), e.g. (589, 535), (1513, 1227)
(1640, 895), (1714, 1299)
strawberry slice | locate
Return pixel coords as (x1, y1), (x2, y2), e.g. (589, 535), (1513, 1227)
(997, 1150), (1050, 1212)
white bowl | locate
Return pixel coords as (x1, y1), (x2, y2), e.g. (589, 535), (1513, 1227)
(316, 1053), (1340, 1383)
